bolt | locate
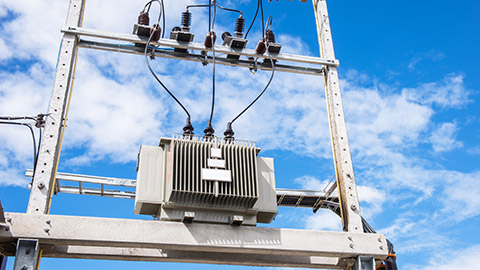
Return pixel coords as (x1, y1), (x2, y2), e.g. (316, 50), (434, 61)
(7, 217), (11, 223)
(378, 238), (382, 242)
(5, 227), (9, 231)
(46, 220), (51, 225)
(44, 228), (50, 233)
(349, 244), (354, 249)
(37, 182), (45, 189)
(380, 246), (384, 250)
(21, 266), (28, 270)
(25, 249), (31, 255)
(350, 205), (357, 210)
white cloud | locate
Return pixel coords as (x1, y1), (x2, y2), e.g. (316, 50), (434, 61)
(407, 50), (445, 71)
(430, 122), (462, 152)
(294, 175), (331, 191)
(414, 245), (480, 270)
(403, 74), (470, 108)
(63, 55), (167, 163)
(0, 38), (11, 59)
(441, 170), (480, 220)
(304, 210), (342, 231)
(0, 166), (29, 187)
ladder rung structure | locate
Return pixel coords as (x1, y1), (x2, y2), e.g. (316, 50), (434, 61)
(25, 170), (338, 211)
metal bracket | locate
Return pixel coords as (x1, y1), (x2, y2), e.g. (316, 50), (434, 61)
(354, 256), (375, 270)
(13, 239), (39, 270)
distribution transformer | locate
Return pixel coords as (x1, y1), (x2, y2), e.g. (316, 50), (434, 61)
(134, 135), (278, 226)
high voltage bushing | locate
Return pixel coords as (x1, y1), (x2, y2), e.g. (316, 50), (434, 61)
(256, 30), (282, 56)
(133, 9), (160, 42)
(181, 10), (192, 32)
(170, 9), (195, 53)
(221, 15), (247, 59)
(138, 11), (149, 25)
(204, 31), (217, 49)
(234, 16), (245, 38)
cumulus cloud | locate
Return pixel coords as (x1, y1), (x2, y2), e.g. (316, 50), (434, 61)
(403, 74), (470, 108)
(430, 122), (462, 152)
(419, 245), (480, 270)
(407, 50), (445, 71)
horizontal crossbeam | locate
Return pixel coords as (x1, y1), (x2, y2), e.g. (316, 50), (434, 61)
(61, 27), (338, 76)
(0, 213), (388, 269)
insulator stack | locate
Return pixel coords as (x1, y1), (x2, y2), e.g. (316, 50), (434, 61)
(181, 11), (192, 31)
(150, 24), (161, 41)
(256, 38), (266, 54)
(234, 16), (245, 37)
(204, 31), (217, 48)
(266, 30), (275, 43)
(138, 11), (150, 25)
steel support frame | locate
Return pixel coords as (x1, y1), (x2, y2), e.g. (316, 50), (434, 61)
(1, 213), (387, 269)
(313, 0), (363, 233)
(27, 0), (85, 215)
(13, 239), (39, 270)
(9, 0), (378, 269)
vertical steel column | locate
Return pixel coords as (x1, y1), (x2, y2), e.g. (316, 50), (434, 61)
(312, 0), (363, 233)
(13, 239), (39, 270)
(0, 255), (6, 270)
(27, 0), (85, 215)
(354, 256), (375, 270)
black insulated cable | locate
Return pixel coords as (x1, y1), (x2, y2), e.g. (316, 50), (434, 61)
(144, 1), (193, 136)
(142, 0), (165, 38)
(260, 0), (265, 38)
(224, 15), (276, 140)
(0, 121), (37, 173)
(204, 0), (217, 138)
(224, 50), (275, 140)
(244, 0), (260, 39)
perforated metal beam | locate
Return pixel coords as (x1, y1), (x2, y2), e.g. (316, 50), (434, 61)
(27, 0), (85, 215)
(313, 0), (363, 233)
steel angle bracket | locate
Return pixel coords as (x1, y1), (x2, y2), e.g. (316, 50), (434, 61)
(13, 239), (39, 270)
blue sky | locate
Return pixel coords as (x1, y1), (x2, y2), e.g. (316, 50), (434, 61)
(0, 0), (479, 269)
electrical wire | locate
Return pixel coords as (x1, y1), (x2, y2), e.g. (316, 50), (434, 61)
(143, 0), (165, 39)
(230, 55), (275, 124)
(260, 0), (265, 38)
(229, 15), (276, 125)
(214, 1), (242, 15)
(186, 4), (213, 9)
(0, 121), (37, 172)
(144, 2), (191, 120)
(208, 1), (217, 125)
(244, 0), (260, 39)
(161, 0), (165, 38)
